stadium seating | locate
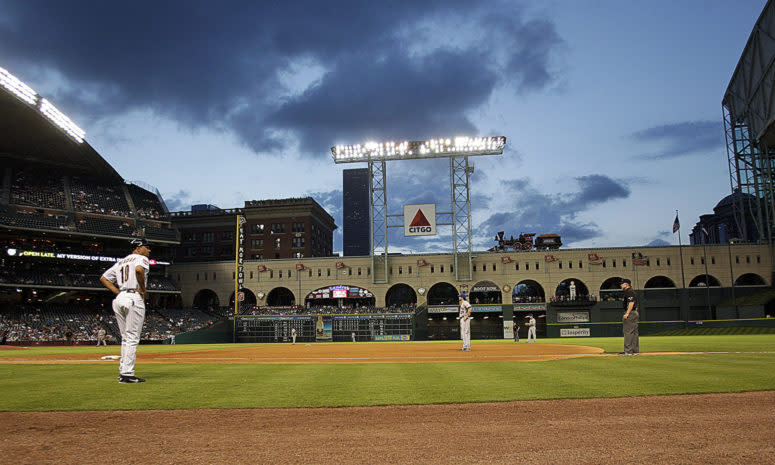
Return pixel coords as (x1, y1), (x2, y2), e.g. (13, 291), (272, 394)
(10, 169), (67, 209)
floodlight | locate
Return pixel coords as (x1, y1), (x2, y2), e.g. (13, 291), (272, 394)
(39, 98), (86, 143)
(331, 136), (506, 163)
(0, 67), (37, 105)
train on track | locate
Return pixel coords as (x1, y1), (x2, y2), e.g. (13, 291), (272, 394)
(489, 231), (562, 251)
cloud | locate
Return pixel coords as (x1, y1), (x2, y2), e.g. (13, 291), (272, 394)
(631, 121), (724, 159)
(479, 175), (630, 246)
(160, 190), (193, 212)
(0, 1), (565, 158)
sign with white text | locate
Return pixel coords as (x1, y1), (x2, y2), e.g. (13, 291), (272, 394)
(403, 204), (436, 236)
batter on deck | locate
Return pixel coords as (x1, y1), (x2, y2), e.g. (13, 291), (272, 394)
(100, 238), (151, 383)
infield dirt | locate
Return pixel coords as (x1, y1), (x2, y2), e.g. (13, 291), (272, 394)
(1, 391), (773, 464)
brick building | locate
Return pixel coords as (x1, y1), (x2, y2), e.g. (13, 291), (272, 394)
(170, 197), (336, 262)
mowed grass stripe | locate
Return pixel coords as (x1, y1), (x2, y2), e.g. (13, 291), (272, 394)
(1, 352), (774, 411)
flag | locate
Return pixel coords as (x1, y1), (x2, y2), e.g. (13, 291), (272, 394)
(417, 259), (429, 267)
(500, 256), (514, 264)
(672, 214), (680, 233)
(295, 263), (306, 271)
(335, 261), (347, 269)
(702, 226), (709, 237)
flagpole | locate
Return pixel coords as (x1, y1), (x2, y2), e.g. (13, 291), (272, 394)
(676, 210), (687, 327)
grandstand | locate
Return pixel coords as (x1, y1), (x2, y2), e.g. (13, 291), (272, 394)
(0, 66), (189, 344)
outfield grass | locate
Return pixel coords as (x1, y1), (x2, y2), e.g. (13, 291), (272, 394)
(1, 335), (773, 412)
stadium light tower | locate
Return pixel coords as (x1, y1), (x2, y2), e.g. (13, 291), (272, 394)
(332, 136), (506, 283)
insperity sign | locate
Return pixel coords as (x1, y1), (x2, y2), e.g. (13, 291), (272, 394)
(403, 204), (436, 236)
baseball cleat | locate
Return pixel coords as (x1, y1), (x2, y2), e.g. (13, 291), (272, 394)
(118, 375), (146, 383)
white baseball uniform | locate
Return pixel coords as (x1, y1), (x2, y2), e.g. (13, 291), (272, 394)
(102, 253), (149, 377)
(291, 328), (296, 344)
(527, 316), (537, 343)
(96, 328), (107, 346)
(459, 299), (472, 350)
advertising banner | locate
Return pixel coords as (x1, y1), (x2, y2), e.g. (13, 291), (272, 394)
(560, 327), (591, 337)
(403, 204), (436, 236)
(315, 315), (332, 341)
(374, 334), (411, 341)
(556, 311), (591, 323)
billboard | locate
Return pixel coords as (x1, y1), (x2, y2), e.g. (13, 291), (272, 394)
(404, 204), (436, 236)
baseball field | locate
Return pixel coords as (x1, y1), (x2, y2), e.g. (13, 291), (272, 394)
(1, 335), (774, 464)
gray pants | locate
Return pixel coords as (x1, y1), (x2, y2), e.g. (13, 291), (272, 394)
(623, 310), (639, 354)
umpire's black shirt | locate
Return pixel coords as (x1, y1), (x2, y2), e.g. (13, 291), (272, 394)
(623, 288), (638, 312)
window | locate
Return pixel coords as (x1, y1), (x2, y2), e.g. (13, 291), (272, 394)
(515, 263), (519, 270)
(251, 239), (264, 248)
(327, 269), (331, 276)
(757, 255), (761, 263)
(579, 261), (582, 268)
(279, 270), (283, 278)
(398, 266), (403, 275)
(700, 257), (704, 265)
(746, 256), (751, 264)
(292, 237), (305, 248)
(249, 271), (253, 279)
(269, 270), (273, 278)
(569, 261), (573, 269)
(602, 260), (606, 268)
(711, 257), (715, 265)
(525, 263), (529, 270)
(213, 273), (216, 280)
(667, 258), (670, 266)
(202, 232), (214, 242)
(656, 258), (661, 266)
(252, 223), (264, 234)
(348, 268), (352, 275)
(202, 246), (213, 256)
(473, 265), (477, 272)
(535, 262), (539, 270)
(612, 260), (615, 268)
(317, 269), (321, 277)
(440, 265), (444, 273)
(735, 256), (739, 264)
(196, 273), (199, 281)
(408, 266), (412, 275)
(292, 222), (305, 233)
(492, 264), (496, 271)
(221, 231), (233, 240)
(482, 265), (486, 271)
(690, 257), (695, 265)
(183, 232), (197, 241)
(559, 262), (563, 269)
(430, 265), (435, 273)
(271, 223), (285, 234)
(358, 267), (362, 275)
(275, 238), (281, 249)
(623, 259), (627, 267)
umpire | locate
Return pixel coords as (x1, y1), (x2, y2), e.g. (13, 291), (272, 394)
(619, 278), (639, 355)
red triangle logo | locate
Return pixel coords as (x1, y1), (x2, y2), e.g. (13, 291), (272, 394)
(410, 209), (431, 227)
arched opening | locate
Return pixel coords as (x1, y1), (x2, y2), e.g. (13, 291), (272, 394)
(689, 274), (721, 287)
(427, 282), (459, 306)
(193, 289), (220, 309)
(644, 276), (676, 288)
(469, 280), (502, 304)
(385, 284), (417, 310)
(512, 280), (545, 303)
(266, 287), (295, 306)
(735, 273), (766, 286)
(554, 278), (589, 300)
(304, 285), (375, 311)
(229, 288), (258, 307)
(600, 277), (625, 301)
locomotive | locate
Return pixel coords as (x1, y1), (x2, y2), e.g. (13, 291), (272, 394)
(489, 231), (562, 251)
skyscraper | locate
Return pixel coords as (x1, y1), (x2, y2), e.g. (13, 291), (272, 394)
(343, 168), (370, 256)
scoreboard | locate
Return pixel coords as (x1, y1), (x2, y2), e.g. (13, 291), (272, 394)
(236, 314), (412, 343)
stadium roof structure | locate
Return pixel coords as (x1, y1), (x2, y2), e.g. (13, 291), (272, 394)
(0, 70), (121, 180)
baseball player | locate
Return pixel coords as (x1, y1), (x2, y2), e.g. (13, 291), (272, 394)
(291, 327), (296, 344)
(526, 313), (537, 343)
(100, 238), (151, 383)
(96, 327), (107, 347)
(458, 293), (472, 351)
(513, 323), (520, 343)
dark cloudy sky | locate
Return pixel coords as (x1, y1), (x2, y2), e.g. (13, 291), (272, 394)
(0, 0), (766, 253)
